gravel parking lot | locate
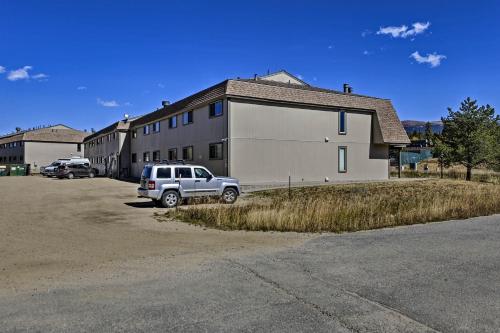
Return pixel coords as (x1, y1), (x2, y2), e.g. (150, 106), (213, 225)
(1, 176), (499, 332)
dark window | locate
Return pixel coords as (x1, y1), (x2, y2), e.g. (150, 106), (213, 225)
(143, 152), (150, 162)
(13, 156), (17, 161)
(112, 132), (116, 140)
(209, 143), (223, 160)
(169, 116), (177, 128)
(143, 125), (150, 135)
(19, 155), (23, 162)
(153, 150), (161, 162)
(338, 146), (347, 173)
(182, 111), (193, 125)
(141, 166), (152, 179)
(175, 167), (192, 178)
(182, 146), (193, 161)
(209, 100), (223, 117)
(77, 144), (81, 152)
(153, 121), (160, 133)
(168, 148), (177, 161)
(194, 168), (211, 178)
(339, 111), (346, 134)
(156, 167), (171, 179)
(132, 153), (137, 163)
(132, 130), (137, 138)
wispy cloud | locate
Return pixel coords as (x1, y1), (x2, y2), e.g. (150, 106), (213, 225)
(7, 66), (32, 81)
(327, 45), (333, 49)
(123, 102), (132, 106)
(32, 73), (49, 81)
(97, 98), (120, 107)
(157, 83), (165, 88)
(363, 50), (371, 56)
(377, 22), (430, 38)
(77, 86), (87, 90)
(361, 30), (372, 37)
(410, 51), (446, 68)
(0, 66), (5, 74)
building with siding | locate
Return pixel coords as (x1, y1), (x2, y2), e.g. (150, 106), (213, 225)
(83, 116), (139, 178)
(0, 125), (86, 173)
(125, 71), (410, 184)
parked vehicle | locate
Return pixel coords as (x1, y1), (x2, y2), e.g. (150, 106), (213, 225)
(56, 163), (97, 179)
(41, 157), (91, 177)
(137, 161), (240, 208)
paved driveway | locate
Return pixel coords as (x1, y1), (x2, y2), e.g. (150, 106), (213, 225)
(1, 177), (499, 333)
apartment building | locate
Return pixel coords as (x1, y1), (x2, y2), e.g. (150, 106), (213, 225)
(83, 117), (138, 178)
(127, 71), (410, 184)
(0, 125), (86, 173)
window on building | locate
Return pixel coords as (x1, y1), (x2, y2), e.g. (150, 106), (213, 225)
(156, 167), (171, 179)
(132, 130), (137, 139)
(153, 150), (161, 162)
(209, 100), (223, 117)
(19, 155), (23, 162)
(143, 125), (150, 135)
(168, 148), (177, 161)
(107, 134), (111, 142)
(175, 167), (192, 179)
(13, 156), (17, 161)
(143, 152), (150, 162)
(77, 144), (81, 152)
(131, 153), (137, 163)
(209, 143), (223, 160)
(338, 146), (347, 173)
(339, 111), (347, 134)
(112, 132), (116, 140)
(20, 141), (24, 147)
(153, 121), (160, 133)
(182, 146), (193, 161)
(182, 111), (193, 125)
(168, 116), (177, 128)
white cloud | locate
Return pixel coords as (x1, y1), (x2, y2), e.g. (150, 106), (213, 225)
(361, 30), (372, 37)
(77, 86), (87, 90)
(97, 98), (120, 107)
(32, 73), (49, 81)
(7, 66), (32, 81)
(363, 50), (371, 55)
(124, 102), (132, 106)
(157, 83), (165, 88)
(410, 51), (446, 68)
(327, 45), (333, 49)
(0, 66), (5, 74)
(377, 22), (430, 38)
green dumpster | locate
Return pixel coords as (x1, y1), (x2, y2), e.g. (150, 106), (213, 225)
(9, 164), (27, 176)
(0, 165), (8, 176)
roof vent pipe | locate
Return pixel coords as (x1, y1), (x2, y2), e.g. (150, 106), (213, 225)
(254, 74), (258, 80)
(162, 100), (170, 107)
(343, 83), (351, 93)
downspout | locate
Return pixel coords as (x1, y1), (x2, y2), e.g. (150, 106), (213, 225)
(226, 98), (231, 177)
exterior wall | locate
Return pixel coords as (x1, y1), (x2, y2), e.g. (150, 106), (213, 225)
(84, 131), (122, 177)
(130, 100), (228, 178)
(228, 100), (389, 184)
(24, 141), (83, 173)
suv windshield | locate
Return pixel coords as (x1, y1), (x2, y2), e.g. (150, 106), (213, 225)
(141, 166), (153, 179)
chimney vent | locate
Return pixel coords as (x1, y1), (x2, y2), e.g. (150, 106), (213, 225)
(162, 100), (170, 107)
(343, 83), (352, 93)
(254, 74), (258, 80)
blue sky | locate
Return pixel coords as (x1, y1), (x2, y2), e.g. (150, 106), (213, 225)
(1, 0), (499, 134)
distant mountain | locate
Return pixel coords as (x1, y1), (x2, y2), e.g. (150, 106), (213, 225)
(402, 120), (443, 135)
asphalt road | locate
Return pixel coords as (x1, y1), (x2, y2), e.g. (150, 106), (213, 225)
(2, 213), (499, 332)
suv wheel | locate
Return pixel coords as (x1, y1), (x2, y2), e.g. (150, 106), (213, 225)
(88, 172), (95, 178)
(67, 173), (74, 179)
(222, 188), (238, 204)
(161, 190), (180, 208)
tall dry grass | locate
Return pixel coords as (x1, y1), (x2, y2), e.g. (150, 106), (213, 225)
(162, 180), (500, 233)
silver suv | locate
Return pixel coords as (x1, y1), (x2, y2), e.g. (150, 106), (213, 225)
(137, 162), (241, 208)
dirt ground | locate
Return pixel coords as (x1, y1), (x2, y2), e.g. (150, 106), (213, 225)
(0, 176), (310, 295)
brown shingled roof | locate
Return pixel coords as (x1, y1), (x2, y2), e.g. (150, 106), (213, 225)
(131, 78), (410, 145)
(0, 126), (86, 144)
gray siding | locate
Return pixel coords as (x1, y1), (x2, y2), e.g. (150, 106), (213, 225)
(24, 141), (83, 173)
(84, 131), (125, 177)
(130, 100), (228, 178)
(228, 100), (389, 184)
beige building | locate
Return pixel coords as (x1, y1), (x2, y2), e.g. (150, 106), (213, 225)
(0, 125), (86, 173)
(127, 71), (410, 184)
(83, 117), (138, 178)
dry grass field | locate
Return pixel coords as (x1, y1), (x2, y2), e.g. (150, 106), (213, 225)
(162, 180), (500, 232)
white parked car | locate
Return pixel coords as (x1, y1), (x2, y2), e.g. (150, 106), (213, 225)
(41, 157), (91, 177)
